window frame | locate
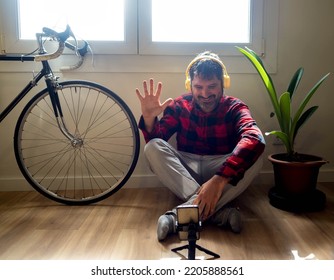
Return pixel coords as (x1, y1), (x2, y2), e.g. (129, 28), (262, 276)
(0, 0), (138, 55)
(139, 0), (263, 56)
(0, 0), (278, 74)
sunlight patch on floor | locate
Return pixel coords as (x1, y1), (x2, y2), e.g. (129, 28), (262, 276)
(291, 250), (317, 260)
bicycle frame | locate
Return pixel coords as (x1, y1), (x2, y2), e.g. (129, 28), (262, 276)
(0, 54), (37, 123)
(0, 55), (76, 142)
(1, 25), (89, 140)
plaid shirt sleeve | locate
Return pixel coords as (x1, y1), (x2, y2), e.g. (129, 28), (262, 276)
(215, 100), (265, 185)
(138, 94), (265, 185)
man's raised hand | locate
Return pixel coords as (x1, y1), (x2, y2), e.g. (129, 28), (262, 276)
(135, 78), (173, 120)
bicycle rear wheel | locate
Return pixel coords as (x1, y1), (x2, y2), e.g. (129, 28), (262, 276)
(14, 80), (140, 205)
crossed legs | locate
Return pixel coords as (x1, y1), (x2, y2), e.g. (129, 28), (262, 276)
(144, 138), (263, 240)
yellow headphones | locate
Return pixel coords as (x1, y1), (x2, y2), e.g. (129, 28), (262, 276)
(185, 55), (230, 91)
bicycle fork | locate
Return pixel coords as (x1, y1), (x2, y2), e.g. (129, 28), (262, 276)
(46, 74), (83, 148)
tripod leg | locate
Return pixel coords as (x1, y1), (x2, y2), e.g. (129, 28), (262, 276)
(171, 244), (220, 260)
(171, 245), (189, 254)
(195, 244), (220, 259)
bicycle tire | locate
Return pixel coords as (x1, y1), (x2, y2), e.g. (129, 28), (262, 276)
(14, 80), (140, 205)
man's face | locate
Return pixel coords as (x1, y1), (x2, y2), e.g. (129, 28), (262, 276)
(191, 74), (223, 113)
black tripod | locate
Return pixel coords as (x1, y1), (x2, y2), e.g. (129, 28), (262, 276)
(171, 222), (220, 260)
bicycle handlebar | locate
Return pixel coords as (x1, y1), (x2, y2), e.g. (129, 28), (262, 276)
(42, 25), (72, 42)
(60, 41), (89, 71)
(34, 41), (65, 62)
(34, 25), (90, 70)
(34, 25), (71, 62)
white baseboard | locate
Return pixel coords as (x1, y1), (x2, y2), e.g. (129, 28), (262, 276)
(1, 169), (334, 191)
(0, 175), (163, 191)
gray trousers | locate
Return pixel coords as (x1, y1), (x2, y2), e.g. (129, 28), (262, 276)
(144, 138), (263, 215)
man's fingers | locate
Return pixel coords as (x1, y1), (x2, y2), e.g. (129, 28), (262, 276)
(135, 88), (144, 101)
(161, 98), (173, 110)
(143, 80), (149, 95)
(142, 79), (158, 96)
(155, 81), (162, 97)
(139, 79), (171, 109)
(149, 78), (154, 95)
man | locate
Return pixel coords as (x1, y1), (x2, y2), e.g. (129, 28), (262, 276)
(135, 51), (265, 241)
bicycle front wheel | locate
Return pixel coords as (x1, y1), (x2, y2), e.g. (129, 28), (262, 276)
(14, 80), (140, 205)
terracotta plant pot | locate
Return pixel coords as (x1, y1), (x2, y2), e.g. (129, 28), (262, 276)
(268, 153), (328, 212)
(268, 153), (327, 195)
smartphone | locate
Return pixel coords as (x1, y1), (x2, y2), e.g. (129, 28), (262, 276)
(176, 205), (200, 241)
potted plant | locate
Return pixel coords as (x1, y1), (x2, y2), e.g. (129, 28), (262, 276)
(237, 46), (330, 212)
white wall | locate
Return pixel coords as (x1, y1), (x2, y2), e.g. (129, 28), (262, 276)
(1, 0), (334, 191)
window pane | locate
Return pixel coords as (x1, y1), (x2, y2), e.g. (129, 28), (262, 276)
(152, 0), (250, 43)
(18, 0), (125, 41)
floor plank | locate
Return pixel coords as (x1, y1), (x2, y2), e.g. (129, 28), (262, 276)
(0, 183), (333, 260)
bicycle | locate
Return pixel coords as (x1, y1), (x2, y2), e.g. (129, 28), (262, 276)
(0, 25), (140, 205)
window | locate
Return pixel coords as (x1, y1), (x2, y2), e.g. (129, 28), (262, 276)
(1, 0), (137, 54)
(0, 0), (278, 73)
(138, 0), (266, 56)
(18, 0), (125, 41)
(151, 0), (251, 43)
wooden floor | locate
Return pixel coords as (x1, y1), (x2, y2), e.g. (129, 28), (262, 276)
(0, 183), (333, 260)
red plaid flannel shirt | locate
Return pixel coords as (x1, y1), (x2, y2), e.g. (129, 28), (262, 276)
(139, 93), (265, 185)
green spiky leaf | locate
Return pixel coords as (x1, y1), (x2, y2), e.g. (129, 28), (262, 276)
(287, 67), (304, 99)
(279, 92), (291, 134)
